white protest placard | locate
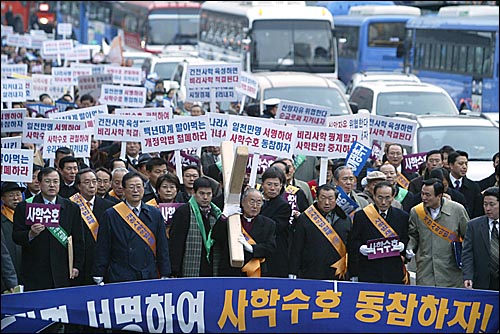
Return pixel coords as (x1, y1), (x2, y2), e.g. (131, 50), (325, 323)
(1, 64), (28, 79)
(369, 114), (417, 146)
(94, 114), (154, 142)
(1, 54), (7, 63)
(276, 99), (330, 126)
(42, 39), (73, 56)
(65, 47), (91, 61)
(57, 23), (72, 37)
(1, 108), (26, 133)
(51, 67), (73, 86)
(70, 66), (93, 85)
(31, 74), (52, 98)
(1, 25), (14, 36)
(1, 79), (27, 102)
(1, 136), (22, 149)
(22, 118), (86, 144)
(227, 115), (297, 159)
(295, 125), (363, 158)
(327, 114), (371, 147)
(115, 107), (172, 121)
(140, 115), (211, 153)
(235, 71), (258, 99)
(99, 84), (147, 107)
(77, 73), (113, 100)
(208, 113), (229, 145)
(30, 36), (47, 50)
(48, 105), (108, 128)
(185, 63), (240, 102)
(5, 33), (31, 48)
(104, 65), (142, 86)
(43, 130), (93, 159)
(1, 149), (33, 182)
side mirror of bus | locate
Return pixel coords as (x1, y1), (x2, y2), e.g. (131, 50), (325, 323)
(349, 102), (359, 114)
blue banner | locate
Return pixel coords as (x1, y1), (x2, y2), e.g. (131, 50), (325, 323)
(336, 186), (359, 216)
(2, 278), (497, 333)
(345, 141), (371, 177)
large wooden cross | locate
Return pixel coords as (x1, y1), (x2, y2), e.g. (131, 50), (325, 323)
(220, 141), (248, 267)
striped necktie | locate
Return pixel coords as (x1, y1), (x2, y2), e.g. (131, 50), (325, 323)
(491, 221), (499, 278)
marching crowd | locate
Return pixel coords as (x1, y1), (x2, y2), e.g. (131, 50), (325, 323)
(1, 45), (499, 313)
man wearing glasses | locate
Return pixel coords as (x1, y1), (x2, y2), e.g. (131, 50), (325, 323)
(92, 172), (171, 284)
(12, 167), (85, 292)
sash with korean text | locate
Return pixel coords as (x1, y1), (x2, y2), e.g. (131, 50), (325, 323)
(26, 196), (68, 248)
(304, 205), (347, 279)
(414, 203), (461, 243)
(240, 228), (265, 278)
(70, 193), (99, 241)
(363, 204), (409, 284)
(146, 198), (158, 207)
(1, 204), (14, 222)
(108, 189), (120, 200)
(396, 173), (410, 190)
(113, 202), (156, 256)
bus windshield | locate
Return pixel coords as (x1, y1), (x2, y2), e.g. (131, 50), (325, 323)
(251, 20), (334, 73)
(147, 14), (199, 46)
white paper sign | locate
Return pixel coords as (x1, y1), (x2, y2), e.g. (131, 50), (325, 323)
(369, 115), (417, 146)
(327, 114), (371, 147)
(43, 130), (93, 159)
(1, 79), (27, 102)
(94, 114), (154, 142)
(1, 108), (26, 133)
(1, 64), (28, 79)
(235, 71), (258, 99)
(140, 115), (211, 153)
(22, 118), (86, 144)
(227, 115), (297, 159)
(208, 113), (229, 145)
(48, 105), (108, 128)
(115, 107), (172, 121)
(1, 149), (33, 182)
(277, 99), (330, 126)
(99, 85), (147, 107)
(295, 125), (363, 158)
(1, 136), (22, 149)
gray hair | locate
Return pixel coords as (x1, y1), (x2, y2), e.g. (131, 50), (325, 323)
(333, 165), (352, 180)
(111, 167), (129, 178)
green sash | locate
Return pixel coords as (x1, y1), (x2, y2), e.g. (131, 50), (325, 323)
(394, 187), (409, 203)
(188, 196), (222, 262)
(26, 196), (68, 248)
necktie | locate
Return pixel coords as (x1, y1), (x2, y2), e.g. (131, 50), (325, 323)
(491, 221), (499, 278)
(380, 212), (387, 220)
(132, 158), (138, 166)
(86, 201), (92, 210)
(133, 208), (140, 216)
(454, 180), (460, 189)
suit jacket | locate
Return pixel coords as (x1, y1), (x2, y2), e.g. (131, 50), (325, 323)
(1, 229), (18, 292)
(478, 173), (496, 191)
(348, 206), (409, 284)
(462, 216), (496, 290)
(102, 193), (120, 204)
(59, 183), (78, 199)
(73, 196), (115, 285)
(212, 215), (276, 276)
(289, 205), (352, 280)
(456, 177), (484, 218)
(12, 194), (85, 291)
(260, 195), (292, 277)
(92, 201), (171, 282)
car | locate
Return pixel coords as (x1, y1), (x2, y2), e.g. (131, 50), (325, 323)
(245, 71), (356, 117)
(348, 81), (460, 117)
(122, 50), (156, 69)
(394, 113), (499, 181)
(345, 71), (421, 97)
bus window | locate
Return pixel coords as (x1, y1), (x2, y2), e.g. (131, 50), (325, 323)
(337, 26), (359, 59)
(368, 22), (405, 47)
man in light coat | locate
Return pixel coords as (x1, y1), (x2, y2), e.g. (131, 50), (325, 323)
(407, 178), (469, 288)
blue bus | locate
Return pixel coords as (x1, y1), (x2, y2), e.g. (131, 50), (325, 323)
(404, 5), (499, 113)
(317, 3), (421, 84)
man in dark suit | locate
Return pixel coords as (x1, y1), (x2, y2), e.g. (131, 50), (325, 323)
(408, 150), (444, 194)
(259, 166), (292, 278)
(462, 186), (499, 291)
(213, 188), (276, 277)
(70, 168), (114, 285)
(348, 181), (409, 284)
(448, 150), (484, 218)
(478, 152), (499, 191)
(57, 156), (79, 198)
(289, 184), (352, 280)
(12, 167), (85, 291)
(384, 143), (419, 183)
(92, 172), (171, 283)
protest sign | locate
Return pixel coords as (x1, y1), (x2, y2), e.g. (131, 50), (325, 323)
(1, 149), (33, 183)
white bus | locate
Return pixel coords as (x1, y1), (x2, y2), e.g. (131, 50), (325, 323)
(198, 1), (338, 79)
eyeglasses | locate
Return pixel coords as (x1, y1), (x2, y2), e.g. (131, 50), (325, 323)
(42, 179), (60, 185)
(81, 180), (97, 186)
(126, 184), (144, 191)
(248, 199), (263, 206)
